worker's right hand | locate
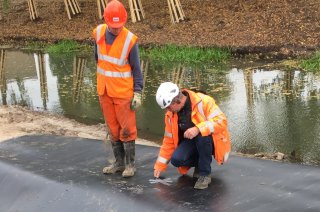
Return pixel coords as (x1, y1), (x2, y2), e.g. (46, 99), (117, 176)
(184, 126), (200, 139)
(154, 169), (161, 178)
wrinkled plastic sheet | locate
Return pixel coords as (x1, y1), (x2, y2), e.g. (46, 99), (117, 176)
(0, 135), (319, 212)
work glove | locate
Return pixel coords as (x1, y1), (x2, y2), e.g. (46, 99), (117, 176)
(130, 92), (142, 111)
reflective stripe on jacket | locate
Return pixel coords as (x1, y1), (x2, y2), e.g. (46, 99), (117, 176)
(92, 24), (138, 98)
(154, 89), (231, 173)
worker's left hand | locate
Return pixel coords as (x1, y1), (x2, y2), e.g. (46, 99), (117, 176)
(184, 126), (200, 139)
(130, 92), (142, 111)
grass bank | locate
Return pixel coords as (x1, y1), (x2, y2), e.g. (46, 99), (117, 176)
(299, 51), (320, 72)
(139, 45), (231, 64)
(9, 40), (320, 72)
(44, 41), (231, 65)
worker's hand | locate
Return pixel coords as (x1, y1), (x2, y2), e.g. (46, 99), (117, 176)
(154, 169), (161, 178)
(184, 126), (200, 139)
(130, 92), (142, 111)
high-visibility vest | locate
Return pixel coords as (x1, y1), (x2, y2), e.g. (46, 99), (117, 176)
(154, 89), (231, 174)
(92, 24), (138, 98)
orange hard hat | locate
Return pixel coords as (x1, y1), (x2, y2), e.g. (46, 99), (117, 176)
(103, 0), (127, 28)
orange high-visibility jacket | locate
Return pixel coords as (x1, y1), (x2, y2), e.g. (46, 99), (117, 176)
(92, 24), (138, 98)
(154, 89), (231, 174)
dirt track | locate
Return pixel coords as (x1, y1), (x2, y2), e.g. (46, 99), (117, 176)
(0, 105), (158, 147)
(0, 0), (319, 56)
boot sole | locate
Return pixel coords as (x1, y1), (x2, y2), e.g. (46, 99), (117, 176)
(122, 173), (135, 178)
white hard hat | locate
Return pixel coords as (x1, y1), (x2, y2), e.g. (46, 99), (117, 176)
(156, 82), (179, 109)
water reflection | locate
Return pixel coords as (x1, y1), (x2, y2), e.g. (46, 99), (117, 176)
(0, 49), (7, 105)
(0, 49), (319, 165)
(226, 68), (320, 165)
(0, 50), (60, 111)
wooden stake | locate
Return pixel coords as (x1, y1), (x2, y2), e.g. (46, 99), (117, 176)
(33, 0), (39, 18)
(97, 0), (102, 19)
(29, 0), (36, 20)
(128, 0), (145, 23)
(64, 0), (81, 19)
(175, 0), (185, 20)
(64, 0), (72, 19)
(132, 0), (141, 21)
(128, 0), (136, 23)
(171, 0), (179, 22)
(67, 0), (76, 15)
(101, 0), (107, 9)
(137, 0), (145, 18)
(97, 0), (107, 19)
(70, 0), (78, 14)
(0, 50), (5, 84)
(167, 0), (185, 23)
(167, 0), (174, 23)
(0, 50), (7, 100)
(27, 0), (39, 21)
(73, 0), (81, 12)
(27, 0), (33, 20)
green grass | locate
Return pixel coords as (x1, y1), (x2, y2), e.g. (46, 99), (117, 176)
(140, 45), (231, 64)
(2, 0), (11, 11)
(25, 41), (49, 50)
(299, 51), (320, 72)
(12, 40), (92, 56)
(46, 40), (82, 54)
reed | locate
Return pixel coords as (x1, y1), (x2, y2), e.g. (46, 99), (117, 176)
(299, 51), (320, 72)
(140, 45), (231, 64)
(46, 40), (81, 54)
(25, 41), (48, 50)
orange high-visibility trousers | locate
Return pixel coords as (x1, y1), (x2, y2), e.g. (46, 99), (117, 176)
(99, 92), (137, 142)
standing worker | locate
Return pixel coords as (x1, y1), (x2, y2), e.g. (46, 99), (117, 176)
(92, 0), (143, 177)
(153, 82), (231, 189)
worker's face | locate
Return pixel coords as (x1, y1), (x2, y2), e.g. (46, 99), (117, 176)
(166, 102), (180, 113)
(108, 26), (123, 36)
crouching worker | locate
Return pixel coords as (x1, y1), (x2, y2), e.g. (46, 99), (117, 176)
(92, 0), (143, 177)
(153, 82), (231, 189)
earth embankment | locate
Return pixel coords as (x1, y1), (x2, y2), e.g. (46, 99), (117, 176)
(0, 0), (319, 56)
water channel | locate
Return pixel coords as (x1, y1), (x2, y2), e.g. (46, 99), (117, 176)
(0, 49), (319, 165)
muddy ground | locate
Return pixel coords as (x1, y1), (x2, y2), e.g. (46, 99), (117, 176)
(0, 0), (319, 57)
(0, 105), (158, 147)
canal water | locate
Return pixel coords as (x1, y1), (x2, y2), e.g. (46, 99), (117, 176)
(0, 49), (319, 165)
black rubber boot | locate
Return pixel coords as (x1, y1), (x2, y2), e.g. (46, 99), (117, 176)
(122, 141), (136, 177)
(102, 141), (125, 174)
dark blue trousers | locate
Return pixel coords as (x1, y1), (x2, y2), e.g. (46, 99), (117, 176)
(170, 135), (214, 176)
